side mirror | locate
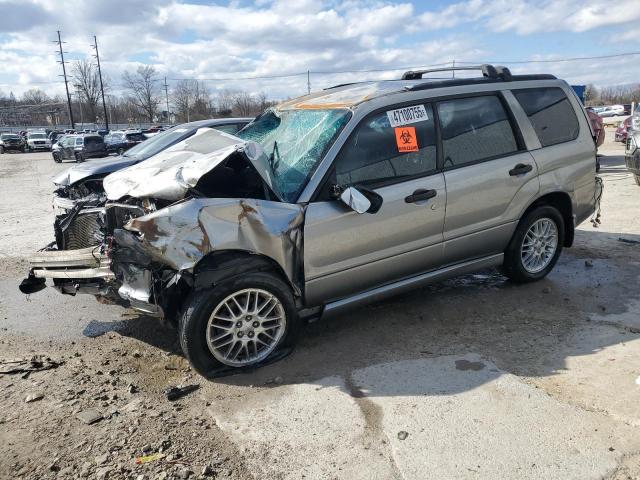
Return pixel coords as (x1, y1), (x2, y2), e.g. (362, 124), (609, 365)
(338, 186), (383, 214)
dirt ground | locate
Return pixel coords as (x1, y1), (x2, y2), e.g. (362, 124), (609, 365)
(1, 130), (639, 480)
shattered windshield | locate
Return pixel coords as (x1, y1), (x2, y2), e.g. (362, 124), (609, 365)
(237, 108), (351, 202)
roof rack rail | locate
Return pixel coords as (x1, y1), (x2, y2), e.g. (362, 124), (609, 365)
(401, 64), (512, 81)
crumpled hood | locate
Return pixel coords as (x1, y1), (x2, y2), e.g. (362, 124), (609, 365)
(52, 155), (139, 187)
(103, 128), (274, 202)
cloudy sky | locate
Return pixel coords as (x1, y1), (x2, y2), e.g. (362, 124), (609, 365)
(1, 0), (639, 100)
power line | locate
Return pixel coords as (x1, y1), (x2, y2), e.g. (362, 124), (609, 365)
(4, 50), (640, 91)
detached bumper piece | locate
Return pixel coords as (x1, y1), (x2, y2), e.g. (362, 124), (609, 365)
(28, 246), (113, 280)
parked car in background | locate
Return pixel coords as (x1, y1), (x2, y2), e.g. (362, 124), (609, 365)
(104, 131), (147, 155)
(625, 109), (640, 185)
(52, 134), (108, 163)
(22, 66), (599, 376)
(0, 133), (26, 153)
(598, 105), (625, 118)
(615, 116), (631, 142)
(0, 133), (26, 154)
(48, 131), (65, 144)
(586, 109), (605, 148)
(51, 117), (253, 211)
(26, 131), (52, 152)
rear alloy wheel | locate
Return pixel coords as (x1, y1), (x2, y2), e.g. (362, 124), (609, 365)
(179, 272), (299, 377)
(503, 205), (564, 283)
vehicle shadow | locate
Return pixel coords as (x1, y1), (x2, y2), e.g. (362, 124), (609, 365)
(113, 229), (640, 399)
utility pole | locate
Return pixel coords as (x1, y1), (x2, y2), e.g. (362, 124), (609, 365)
(307, 70), (311, 95)
(163, 77), (170, 122)
(92, 35), (109, 131)
(54, 31), (74, 129)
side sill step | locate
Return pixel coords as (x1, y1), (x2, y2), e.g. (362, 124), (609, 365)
(321, 253), (504, 320)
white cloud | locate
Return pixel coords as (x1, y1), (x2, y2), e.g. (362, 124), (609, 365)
(0, 0), (639, 100)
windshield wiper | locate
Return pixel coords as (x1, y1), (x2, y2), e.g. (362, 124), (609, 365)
(268, 141), (280, 173)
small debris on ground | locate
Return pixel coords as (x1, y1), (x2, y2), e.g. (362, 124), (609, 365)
(542, 287), (551, 294)
(397, 431), (409, 440)
(134, 453), (165, 464)
(0, 355), (63, 377)
(24, 392), (44, 403)
(76, 408), (103, 425)
(164, 384), (200, 401)
(584, 259), (594, 268)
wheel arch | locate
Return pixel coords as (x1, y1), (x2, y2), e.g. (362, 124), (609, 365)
(192, 250), (297, 296)
(521, 191), (574, 247)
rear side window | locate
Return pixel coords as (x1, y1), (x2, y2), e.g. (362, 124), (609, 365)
(85, 137), (103, 145)
(335, 104), (437, 186)
(126, 133), (146, 142)
(437, 95), (518, 168)
(513, 87), (579, 147)
(75, 138), (83, 146)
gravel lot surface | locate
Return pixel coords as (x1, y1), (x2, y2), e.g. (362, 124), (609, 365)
(1, 131), (639, 479)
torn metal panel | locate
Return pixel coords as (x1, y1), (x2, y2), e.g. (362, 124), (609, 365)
(103, 128), (267, 202)
(123, 198), (305, 292)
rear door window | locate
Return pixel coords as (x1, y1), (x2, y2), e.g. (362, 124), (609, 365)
(126, 133), (146, 142)
(437, 95), (518, 168)
(334, 104), (437, 186)
(513, 87), (579, 147)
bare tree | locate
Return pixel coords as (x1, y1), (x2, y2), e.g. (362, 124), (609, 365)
(72, 59), (105, 123)
(122, 66), (160, 122)
(172, 79), (211, 122)
(214, 89), (237, 117)
(22, 88), (50, 105)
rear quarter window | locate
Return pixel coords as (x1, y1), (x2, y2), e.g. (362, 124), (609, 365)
(513, 87), (579, 147)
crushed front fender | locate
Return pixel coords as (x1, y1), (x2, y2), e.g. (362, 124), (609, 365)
(122, 198), (305, 294)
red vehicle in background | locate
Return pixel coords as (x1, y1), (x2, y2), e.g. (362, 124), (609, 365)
(615, 116), (631, 142)
(586, 109), (605, 148)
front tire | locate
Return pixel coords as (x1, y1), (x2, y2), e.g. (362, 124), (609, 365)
(53, 152), (61, 163)
(0, 146), (4, 154)
(75, 153), (84, 163)
(503, 205), (564, 283)
(118, 148), (125, 156)
(634, 174), (640, 186)
(179, 272), (299, 377)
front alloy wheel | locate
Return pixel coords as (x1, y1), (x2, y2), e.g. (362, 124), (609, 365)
(179, 271), (299, 377)
(206, 288), (286, 367)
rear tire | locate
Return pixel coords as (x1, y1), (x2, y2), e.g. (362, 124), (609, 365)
(0, 146), (4, 154)
(179, 272), (299, 378)
(503, 205), (564, 283)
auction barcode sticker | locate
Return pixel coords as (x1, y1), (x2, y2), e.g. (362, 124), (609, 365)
(386, 105), (428, 127)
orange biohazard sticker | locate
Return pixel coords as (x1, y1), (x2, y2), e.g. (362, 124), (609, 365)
(395, 127), (418, 153)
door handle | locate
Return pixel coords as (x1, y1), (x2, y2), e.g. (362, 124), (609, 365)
(509, 163), (533, 176)
(405, 189), (437, 203)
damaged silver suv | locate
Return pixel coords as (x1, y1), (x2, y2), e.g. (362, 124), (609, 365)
(22, 65), (599, 377)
